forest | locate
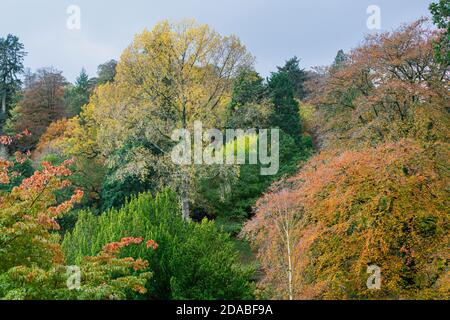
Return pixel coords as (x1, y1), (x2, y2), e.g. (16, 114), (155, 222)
(0, 1), (448, 300)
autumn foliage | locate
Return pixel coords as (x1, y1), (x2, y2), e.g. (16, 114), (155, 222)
(310, 19), (449, 149)
(0, 134), (157, 299)
(245, 140), (449, 299)
(244, 19), (449, 300)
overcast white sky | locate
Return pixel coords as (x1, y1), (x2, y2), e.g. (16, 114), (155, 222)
(0, 0), (434, 82)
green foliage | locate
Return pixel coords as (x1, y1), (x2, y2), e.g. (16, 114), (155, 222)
(0, 34), (26, 129)
(0, 243), (152, 300)
(199, 130), (312, 223)
(267, 70), (302, 140)
(170, 219), (254, 300)
(276, 56), (309, 100)
(62, 190), (255, 300)
(100, 139), (165, 211)
(429, 0), (450, 65)
(0, 157), (33, 192)
(95, 59), (117, 85)
(227, 68), (265, 113)
(65, 68), (92, 117)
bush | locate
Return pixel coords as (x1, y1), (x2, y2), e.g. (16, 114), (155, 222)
(62, 190), (254, 300)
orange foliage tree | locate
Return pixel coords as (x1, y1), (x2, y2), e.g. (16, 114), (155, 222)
(309, 19), (449, 149)
(0, 135), (156, 299)
(244, 140), (449, 299)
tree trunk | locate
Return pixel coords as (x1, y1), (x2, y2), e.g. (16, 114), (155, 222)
(284, 221), (294, 300)
(180, 99), (190, 221)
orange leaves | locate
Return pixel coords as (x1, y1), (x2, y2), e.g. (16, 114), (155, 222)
(102, 237), (158, 254)
(309, 19), (449, 149)
(47, 189), (84, 221)
(0, 152), (86, 271)
(1, 132), (33, 185)
(103, 237), (145, 254)
(146, 239), (159, 250)
(0, 135), (13, 146)
(245, 140), (449, 299)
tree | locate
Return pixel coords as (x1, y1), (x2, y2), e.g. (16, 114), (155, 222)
(244, 140), (449, 299)
(267, 69), (302, 140)
(331, 49), (348, 71)
(227, 68), (265, 113)
(243, 189), (304, 299)
(65, 68), (92, 117)
(0, 35), (26, 158)
(62, 190), (255, 300)
(1, 135), (155, 300)
(0, 149), (83, 272)
(429, 0), (450, 65)
(35, 118), (106, 208)
(7, 68), (68, 151)
(0, 35), (26, 117)
(86, 20), (253, 220)
(276, 57), (309, 100)
(95, 59), (117, 85)
(311, 19), (449, 149)
(0, 237), (154, 300)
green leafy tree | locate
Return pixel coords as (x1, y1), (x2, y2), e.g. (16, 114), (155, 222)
(331, 49), (348, 71)
(228, 68), (265, 113)
(95, 59), (117, 85)
(429, 0), (450, 65)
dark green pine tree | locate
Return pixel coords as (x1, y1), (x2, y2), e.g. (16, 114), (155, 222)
(276, 56), (309, 100)
(0, 34), (26, 131)
(331, 49), (348, 71)
(65, 68), (92, 117)
(267, 68), (302, 141)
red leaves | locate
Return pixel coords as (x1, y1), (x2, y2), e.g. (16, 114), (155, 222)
(102, 237), (158, 254)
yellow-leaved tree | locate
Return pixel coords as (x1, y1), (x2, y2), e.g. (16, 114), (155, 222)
(85, 20), (253, 219)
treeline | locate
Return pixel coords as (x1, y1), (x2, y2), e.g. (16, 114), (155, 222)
(0, 20), (313, 299)
(243, 12), (449, 299)
(0, 1), (448, 300)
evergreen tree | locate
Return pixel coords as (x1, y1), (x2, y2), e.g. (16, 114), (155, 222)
(331, 49), (348, 71)
(0, 35), (26, 120)
(228, 68), (265, 112)
(65, 68), (92, 117)
(276, 56), (309, 100)
(267, 69), (302, 140)
(63, 190), (254, 300)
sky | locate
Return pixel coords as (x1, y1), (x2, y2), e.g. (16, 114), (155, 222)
(0, 0), (435, 82)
